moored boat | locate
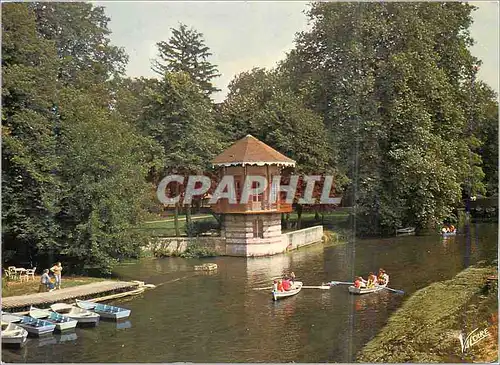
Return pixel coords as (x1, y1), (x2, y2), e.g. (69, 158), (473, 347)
(348, 283), (387, 295)
(442, 230), (457, 237)
(272, 281), (303, 301)
(29, 306), (78, 331)
(2, 312), (55, 336)
(395, 227), (415, 236)
(75, 299), (131, 320)
(50, 303), (100, 325)
(1, 321), (28, 347)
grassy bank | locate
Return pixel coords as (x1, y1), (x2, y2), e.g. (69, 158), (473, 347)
(2, 276), (108, 297)
(357, 264), (498, 363)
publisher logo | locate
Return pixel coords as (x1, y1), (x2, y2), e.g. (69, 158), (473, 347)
(458, 327), (490, 353)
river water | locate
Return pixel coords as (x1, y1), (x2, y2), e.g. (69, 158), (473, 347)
(3, 223), (497, 363)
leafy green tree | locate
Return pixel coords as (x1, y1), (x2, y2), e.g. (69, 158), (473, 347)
(152, 23), (221, 95)
(280, 2), (495, 234)
(2, 3), (62, 264)
(30, 2), (127, 87)
(144, 72), (223, 234)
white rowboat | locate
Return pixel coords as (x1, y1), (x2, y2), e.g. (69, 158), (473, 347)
(1, 321), (28, 347)
(2, 312), (55, 336)
(272, 281), (303, 301)
(50, 303), (99, 325)
(348, 283), (387, 295)
(29, 306), (78, 331)
(75, 299), (131, 320)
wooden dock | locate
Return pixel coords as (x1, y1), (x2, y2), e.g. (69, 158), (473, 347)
(2, 280), (140, 312)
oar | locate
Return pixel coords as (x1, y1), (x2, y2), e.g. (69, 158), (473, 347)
(383, 286), (405, 294)
(327, 281), (354, 286)
(302, 285), (331, 290)
(252, 286), (272, 291)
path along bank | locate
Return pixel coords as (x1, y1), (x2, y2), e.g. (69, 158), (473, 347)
(357, 263), (498, 363)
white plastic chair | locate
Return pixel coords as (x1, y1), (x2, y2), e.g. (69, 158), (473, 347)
(25, 267), (36, 281)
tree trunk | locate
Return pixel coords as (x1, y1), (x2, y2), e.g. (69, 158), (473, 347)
(186, 204), (192, 236)
(174, 203), (180, 237)
(297, 204), (303, 229)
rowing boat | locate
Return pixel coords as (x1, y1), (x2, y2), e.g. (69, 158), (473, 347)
(75, 299), (131, 320)
(1, 321), (28, 347)
(2, 312), (56, 336)
(272, 281), (303, 301)
(29, 306), (78, 331)
(348, 283), (387, 295)
(442, 230), (457, 237)
(50, 303), (100, 325)
(395, 227), (415, 236)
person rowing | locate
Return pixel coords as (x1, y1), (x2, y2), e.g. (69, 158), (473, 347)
(378, 269), (389, 286)
(353, 276), (367, 289)
(366, 272), (378, 288)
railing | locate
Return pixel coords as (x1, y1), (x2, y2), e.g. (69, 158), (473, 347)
(211, 200), (293, 214)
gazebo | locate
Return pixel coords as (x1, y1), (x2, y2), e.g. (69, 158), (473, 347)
(211, 135), (296, 256)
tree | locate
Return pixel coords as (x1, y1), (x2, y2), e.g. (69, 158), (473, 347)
(152, 23), (221, 95)
(30, 2), (128, 87)
(279, 2), (494, 235)
(144, 72), (223, 235)
(2, 3), (62, 265)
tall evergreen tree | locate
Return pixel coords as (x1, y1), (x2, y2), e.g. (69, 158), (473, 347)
(152, 23), (221, 95)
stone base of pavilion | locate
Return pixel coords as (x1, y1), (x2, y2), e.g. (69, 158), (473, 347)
(148, 225), (324, 257)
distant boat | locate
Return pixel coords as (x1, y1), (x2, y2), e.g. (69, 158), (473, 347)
(442, 230), (457, 237)
(1, 321), (28, 347)
(272, 281), (303, 301)
(2, 312), (55, 336)
(29, 306), (78, 331)
(395, 227), (416, 236)
(50, 303), (100, 325)
(75, 299), (131, 320)
(348, 283), (387, 295)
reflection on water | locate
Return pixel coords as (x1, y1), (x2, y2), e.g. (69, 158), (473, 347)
(2, 223), (497, 363)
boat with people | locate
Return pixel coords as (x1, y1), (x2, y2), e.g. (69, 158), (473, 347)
(272, 281), (303, 301)
(1, 321), (28, 347)
(441, 224), (457, 237)
(348, 283), (387, 295)
(348, 269), (390, 295)
(50, 303), (100, 325)
(75, 299), (131, 320)
(29, 306), (78, 331)
(2, 312), (56, 336)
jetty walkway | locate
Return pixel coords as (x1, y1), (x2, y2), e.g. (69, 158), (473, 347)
(2, 280), (140, 312)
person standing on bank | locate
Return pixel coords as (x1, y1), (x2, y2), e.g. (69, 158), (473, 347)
(50, 262), (63, 290)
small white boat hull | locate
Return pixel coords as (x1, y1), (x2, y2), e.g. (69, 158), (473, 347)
(1, 322), (28, 347)
(442, 231), (457, 237)
(348, 284), (387, 295)
(30, 307), (78, 332)
(75, 299), (131, 320)
(50, 303), (100, 325)
(272, 281), (303, 301)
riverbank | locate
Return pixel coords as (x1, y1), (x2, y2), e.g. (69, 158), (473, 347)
(357, 264), (498, 363)
(2, 276), (107, 297)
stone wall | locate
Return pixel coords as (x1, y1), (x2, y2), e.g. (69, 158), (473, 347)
(282, 225), (324, 250)
(147, 225), (323, 257)
(148, 236), (226, 255)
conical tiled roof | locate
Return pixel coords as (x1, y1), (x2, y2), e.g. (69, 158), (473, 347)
(212, 135), (296, 167)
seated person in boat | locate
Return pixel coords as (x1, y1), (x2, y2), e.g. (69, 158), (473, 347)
(441, 226), (449, 233)
(449, 225), (455, 233)
(272, 280), (278, 292)
(282, 277), (292, 291)
(354, 277), (367, 289)
(39, 269), (55, 292)
(277, 279), (284, 292)
(366, 272), (378, 288)
(377, 269), (389, 285)
(290, 272), (296, 284)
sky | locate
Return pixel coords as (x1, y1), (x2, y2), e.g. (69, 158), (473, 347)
(99, 1), (499, 103)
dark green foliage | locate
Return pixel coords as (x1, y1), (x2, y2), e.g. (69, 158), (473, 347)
(152, 23), (220, 95)
(179, 244), (217, 258)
